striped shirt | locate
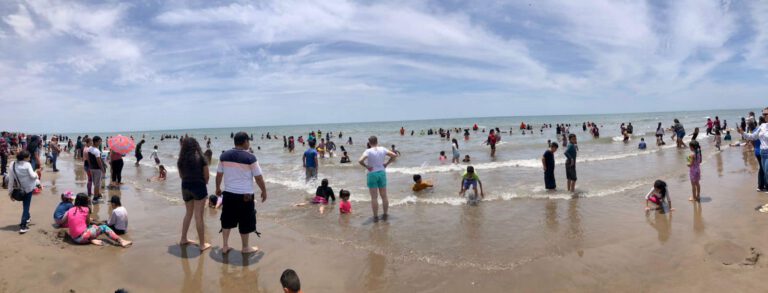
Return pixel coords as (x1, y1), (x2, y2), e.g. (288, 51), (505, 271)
(216, 148), (263, 194)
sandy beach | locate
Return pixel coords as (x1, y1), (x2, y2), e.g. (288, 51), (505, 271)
(0, 139), (767, 293)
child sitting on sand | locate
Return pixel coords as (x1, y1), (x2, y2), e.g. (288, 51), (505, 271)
(724, 130), (732, 141)
(339, 190), (352, 214)
(60, 193), (132, 247)
(638, 138), (647, 150)
(53, 191), (75, 228)
(412, 174), (433, 192)
(645, 180), (673, 212)
(439, 151), (447, 162)
(107, 196), (128, 235)
(148, 165), (167, 182)
(459, 166), (484, 199)
(462, 155), (471, 163)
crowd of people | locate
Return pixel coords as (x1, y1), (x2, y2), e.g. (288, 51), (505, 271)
(4, 108), (768, 291)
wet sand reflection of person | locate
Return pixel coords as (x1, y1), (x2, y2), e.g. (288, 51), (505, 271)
(460, 202), (484, 242)
(545, 199), (559, 232)
(716, 152), (724, 177)
(693, 202), (705, 235)
(364, 251), (387, 291)
(180, 247), (204, 293)
(646, 209), (672, 243)
(567, 197), (584, 257)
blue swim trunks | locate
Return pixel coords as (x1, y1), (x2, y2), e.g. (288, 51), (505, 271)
(367, 171), (387, 189)
(463, 179), (478, 190)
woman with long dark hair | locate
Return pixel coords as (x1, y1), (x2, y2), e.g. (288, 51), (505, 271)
(177, 137), (210, 251)
(26, 135), (42, 178)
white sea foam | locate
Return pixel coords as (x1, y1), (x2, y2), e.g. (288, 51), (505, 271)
(387, 149), (664, 175)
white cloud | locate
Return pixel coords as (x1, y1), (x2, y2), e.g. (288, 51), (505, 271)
(3, 4), (35, 39)
(746, 1), (768, 68)
(0, 0), (765, 132)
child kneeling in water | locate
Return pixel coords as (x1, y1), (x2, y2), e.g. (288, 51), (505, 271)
(339, 190), (352, 214)
(313, 178), (335, 204)
(61, 193), (132, 247)
(459, 166), (484, 199)
(645, 180), (674, 212)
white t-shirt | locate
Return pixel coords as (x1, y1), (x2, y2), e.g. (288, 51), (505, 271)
(363, 146), (389, 173)
(108, 206), (128, 231)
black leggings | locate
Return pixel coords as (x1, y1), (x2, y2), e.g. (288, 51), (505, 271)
(110, 159), (124, 183)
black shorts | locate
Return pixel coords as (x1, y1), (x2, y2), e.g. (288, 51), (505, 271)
(566, 160), (577, 181)
(182, 181), (208, 202)
(220, 191), (256, 234)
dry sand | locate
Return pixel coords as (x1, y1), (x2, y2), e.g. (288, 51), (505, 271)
(2, 147), (768, 292)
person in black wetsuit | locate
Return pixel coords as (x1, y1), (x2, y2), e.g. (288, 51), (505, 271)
(135, 140), (145, 166)
(542, 142), (558, 190)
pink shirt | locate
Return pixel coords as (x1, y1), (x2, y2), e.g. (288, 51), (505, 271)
(66, 207), (89, 238)
(339, 201), (351, 214)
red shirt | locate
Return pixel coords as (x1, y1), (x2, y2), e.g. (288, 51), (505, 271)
(339, 201), (352, 214)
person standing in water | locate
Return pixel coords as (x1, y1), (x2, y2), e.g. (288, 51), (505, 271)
(358, 136), (397, 221)
(135, 139), (145, 166)
(487, 129), (497, 157)
(542, 142), (558, 190)
(564, 134), (578, 192)
(451, 139), (460, 164)
(673, 119), (686, 148)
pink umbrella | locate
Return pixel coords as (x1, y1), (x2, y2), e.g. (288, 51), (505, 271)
(108, 135), (136, 155)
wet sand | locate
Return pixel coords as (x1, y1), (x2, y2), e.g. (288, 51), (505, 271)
(2, 147), (768, 293)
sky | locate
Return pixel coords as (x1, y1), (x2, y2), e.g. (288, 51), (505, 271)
(1, 0), (767, 133)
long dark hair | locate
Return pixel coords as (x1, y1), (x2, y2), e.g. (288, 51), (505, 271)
(26, 135), (41, 153)
(654, 180), (667, 199)
(177, 137), (205, 178)
(689, 140), (701, 161)
(73, 193), (91, 215)
(657, 122), (662, 131)
(452, 138), (459, 150)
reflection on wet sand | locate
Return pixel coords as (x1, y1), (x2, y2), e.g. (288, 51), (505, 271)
(693, 202), (705, 235)
(460, 204), (483, 241)
(646, 210), (672, 243)
(364, 251), (387, 292)
(545, 199), (558, 232)
(716, 152), (724, 177)
(180, 247), (204, 293)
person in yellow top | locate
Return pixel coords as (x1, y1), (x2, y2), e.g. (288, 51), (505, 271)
(459, 166), (484, 199)
(412, 174), (433, 192)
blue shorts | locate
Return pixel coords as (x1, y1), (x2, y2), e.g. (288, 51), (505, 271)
(366, 171), (387, 189)
(463, 179), (477, 190)
(677, 131), (685, 139)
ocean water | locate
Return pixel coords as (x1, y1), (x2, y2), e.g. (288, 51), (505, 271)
(83, 108), (747, 208)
